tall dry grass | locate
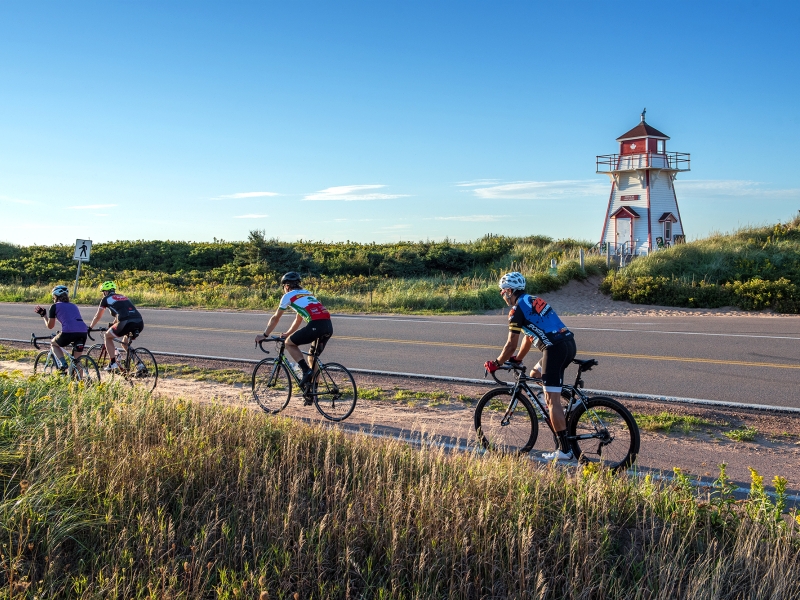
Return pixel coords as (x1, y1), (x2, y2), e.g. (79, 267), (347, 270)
(2, 372), (798, 598)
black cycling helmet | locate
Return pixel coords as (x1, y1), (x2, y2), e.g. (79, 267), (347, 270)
(280, 271), (302, 284)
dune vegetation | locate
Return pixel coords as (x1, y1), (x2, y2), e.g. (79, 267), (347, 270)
(0, 232), (604, 314)
(1, 371), (799, 598)
(603, 215), (800, 313)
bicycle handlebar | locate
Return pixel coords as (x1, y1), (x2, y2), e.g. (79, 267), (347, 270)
(30, 332), (55, 350)
(256, 336), (286, 354)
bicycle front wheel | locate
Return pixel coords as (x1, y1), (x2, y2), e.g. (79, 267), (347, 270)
(74, 355), (100, 385)
(312, 362), (357, 421)
(33, 351), (57, 375)
(474, 388), (539, 454)
(252, 358), (292, 414)
(128, 347), (158, 392)
(568, 396), (640, 472)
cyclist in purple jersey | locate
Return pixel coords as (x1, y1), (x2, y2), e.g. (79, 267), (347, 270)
(88, 281), (145, 371)
(34, 285), (88, 369)
(483, 272), (577, 462)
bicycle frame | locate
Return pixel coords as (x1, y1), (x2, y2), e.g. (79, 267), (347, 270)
(257, 338), (324, 394)
(496, 362), (594, 437)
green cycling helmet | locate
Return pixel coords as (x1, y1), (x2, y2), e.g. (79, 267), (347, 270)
(101, 280), (117, 292)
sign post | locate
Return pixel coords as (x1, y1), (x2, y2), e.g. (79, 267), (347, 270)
(73, 239), (92, 297)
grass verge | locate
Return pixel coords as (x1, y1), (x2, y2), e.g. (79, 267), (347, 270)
(2, 372), (799, 598)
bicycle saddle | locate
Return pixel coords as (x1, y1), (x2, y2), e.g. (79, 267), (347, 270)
(572, 358), (598, 372)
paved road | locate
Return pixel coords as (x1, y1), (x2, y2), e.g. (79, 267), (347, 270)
(2, 302), (799, 408)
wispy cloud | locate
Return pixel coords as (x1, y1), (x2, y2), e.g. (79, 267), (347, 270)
(69, 204), (118, 210)
(214, 191), (280, 199)
(677, 179), (800, 198)
(233, 214), (269, 219)
(381, 224), (410, 230)
(0, 195), (36, 205)
(305, 184), (410, 201)
(466, 180), (607, 200)
(454, 179), (503, 187)
(433, 214), (507, 222)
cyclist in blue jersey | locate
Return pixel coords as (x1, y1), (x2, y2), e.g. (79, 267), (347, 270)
(484, 272), (577, 462)
(34, 285), (88, 369)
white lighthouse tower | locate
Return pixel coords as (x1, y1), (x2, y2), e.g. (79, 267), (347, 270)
(597, 110), (690, 258)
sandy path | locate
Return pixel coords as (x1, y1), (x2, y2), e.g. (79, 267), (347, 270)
(4, 358), (798, 496)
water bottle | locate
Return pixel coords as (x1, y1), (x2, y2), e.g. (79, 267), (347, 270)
(288, 361), (303, 378)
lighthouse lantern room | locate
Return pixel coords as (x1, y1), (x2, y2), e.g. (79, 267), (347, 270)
(597, 110), (690, 258)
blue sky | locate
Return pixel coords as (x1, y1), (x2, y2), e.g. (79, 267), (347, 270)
(2, 1), (799, 246)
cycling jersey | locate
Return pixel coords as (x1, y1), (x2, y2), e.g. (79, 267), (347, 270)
(48, 302), (87, 333)
(508, 294), (571, 350)
(278, 289), (331, 322)
(100, 293), (142, 322)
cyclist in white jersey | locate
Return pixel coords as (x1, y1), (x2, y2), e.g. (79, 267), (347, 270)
(255, 271), (333, 389)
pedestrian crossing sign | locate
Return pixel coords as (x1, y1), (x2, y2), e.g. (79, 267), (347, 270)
(74, 239), (92, 261)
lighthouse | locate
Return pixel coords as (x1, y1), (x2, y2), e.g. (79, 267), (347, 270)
(597, 110), (690, 258)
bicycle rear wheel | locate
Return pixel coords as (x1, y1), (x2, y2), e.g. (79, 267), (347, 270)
(252, 358), (292, 414)
(128, 347), (158, 392)
(474, 388), (539, 454)
(568, 396), (640, 471)
(33, 351), (57, 375)
(73, 355), (100, 385)
(312, 362), (357, 422)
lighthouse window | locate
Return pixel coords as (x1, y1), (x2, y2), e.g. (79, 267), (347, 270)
(664, 221), (672, 240)
(657, 140), (664, 153)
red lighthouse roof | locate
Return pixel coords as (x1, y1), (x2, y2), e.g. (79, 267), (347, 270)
(616, 109), (669, 141)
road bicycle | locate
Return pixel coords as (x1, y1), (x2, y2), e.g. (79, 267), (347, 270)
(475, 358), (640, 471)
(253, 336), (357, 422)
(31, 332), (101, 384)
(85, 325), (159, 392)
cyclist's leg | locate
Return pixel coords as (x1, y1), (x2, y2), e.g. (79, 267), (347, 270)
(104, 326), (118, 361)
(50, 333), (67, 366)
(71, 334), (87, 359)
(541, 336), (576, 433)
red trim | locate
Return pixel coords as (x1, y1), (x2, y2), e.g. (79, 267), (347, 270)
(671, 177), (685, 237)
(610, 206), (640, 218)
(599, 179), (616, 245)
(645, 170), (652, 250)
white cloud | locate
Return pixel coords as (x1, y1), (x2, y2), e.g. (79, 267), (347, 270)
(305, 184), (410, 201)
(381, 224), (410, 230)
(454, 179), (503, 187)
(69, 204), (118, 210)
(468, 180), (607, 200)
(677, 179), (800, 198)
(215, 191), (280, 199)
(0, 195), (35, 205)
(233, 214), (269, 219)
(433, 215), (506, 222)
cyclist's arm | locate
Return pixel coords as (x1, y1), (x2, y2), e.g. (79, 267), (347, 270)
(514, 334), (534, 362)
(494, 330), (520, 365)
(44, 305), (57, 330)
(282, 313), (304, 337)
(89, 306), (106, 329)
(256, 308), (285, 341)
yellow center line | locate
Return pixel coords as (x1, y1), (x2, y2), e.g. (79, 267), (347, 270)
(5, 317), (797, 370)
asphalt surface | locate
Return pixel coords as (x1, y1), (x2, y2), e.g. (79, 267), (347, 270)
(2, 302), (800, 408)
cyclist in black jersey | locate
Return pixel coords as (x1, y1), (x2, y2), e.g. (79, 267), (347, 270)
(484, 272), (577, 462)
(88, 280), (145, 371)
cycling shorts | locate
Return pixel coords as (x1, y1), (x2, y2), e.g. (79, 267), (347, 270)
(111, 320), (144, 340)
(540, 334), (576, 393)
(52, 331), (87, 352)
(289, 319), (333, 357)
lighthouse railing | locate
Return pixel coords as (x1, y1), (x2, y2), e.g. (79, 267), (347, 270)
(596, 151), (690, 173)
